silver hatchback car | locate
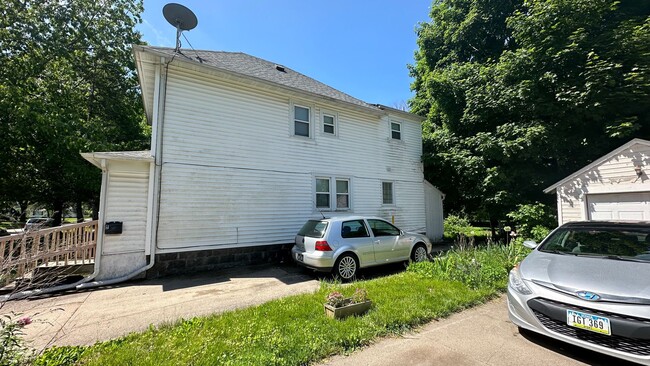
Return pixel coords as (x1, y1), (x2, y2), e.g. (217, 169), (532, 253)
(508, 221), (650, 365)
(291, 216), (432, 280)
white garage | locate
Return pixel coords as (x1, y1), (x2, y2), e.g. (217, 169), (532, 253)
(545, 138), (650, 225)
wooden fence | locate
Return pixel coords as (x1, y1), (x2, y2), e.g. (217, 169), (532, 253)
(0, 220), (98, 280)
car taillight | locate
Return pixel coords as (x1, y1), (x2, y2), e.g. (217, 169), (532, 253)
(315, 240), (332, 251)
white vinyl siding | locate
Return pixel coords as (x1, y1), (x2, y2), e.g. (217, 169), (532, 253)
(153, 65), (426, 251)
(103, 161), (150, 254)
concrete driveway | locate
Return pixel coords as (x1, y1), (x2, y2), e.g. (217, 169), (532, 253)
(1, 264), (319, 351)
(320, 296), (636, 366)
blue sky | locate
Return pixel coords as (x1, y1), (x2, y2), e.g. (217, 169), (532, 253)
(138, 1), (432, 107)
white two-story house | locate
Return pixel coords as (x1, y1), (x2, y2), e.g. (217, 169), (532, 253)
(82, 46), (444, 280)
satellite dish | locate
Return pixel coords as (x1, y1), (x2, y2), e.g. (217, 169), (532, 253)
(163, 3), (198, 52)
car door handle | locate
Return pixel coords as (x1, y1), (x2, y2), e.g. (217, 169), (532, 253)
(374, 240), (380, 245)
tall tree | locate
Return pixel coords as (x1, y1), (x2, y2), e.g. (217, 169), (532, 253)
(0, 0), (149, 224)
(412, 0), (650, 223)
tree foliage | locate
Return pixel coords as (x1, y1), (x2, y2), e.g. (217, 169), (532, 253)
(412, 0), (650, 221)
(0, 0), (149, 222)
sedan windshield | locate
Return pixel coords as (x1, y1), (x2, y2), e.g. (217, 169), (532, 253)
(539, 226), (650, 262)
(297, 220), (328, 238)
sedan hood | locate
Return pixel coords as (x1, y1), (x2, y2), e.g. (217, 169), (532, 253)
(520, 251), (650, 301)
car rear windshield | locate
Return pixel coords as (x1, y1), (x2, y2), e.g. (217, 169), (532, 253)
(539, 226), (650, 261)
(297, 220), (328, 238)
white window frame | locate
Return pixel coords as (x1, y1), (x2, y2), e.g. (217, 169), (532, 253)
(335, 178), (350, 210)
(292, 103), (312, 138)
(382, 181), (395, 206)
(322, 110), (338, 136)
(390, 120), (402, 140)
(314, 176), (352, 212)
(315, 177), (331, 210)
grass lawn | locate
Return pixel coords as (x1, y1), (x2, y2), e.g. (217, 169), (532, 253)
(36, 244), (527, 366)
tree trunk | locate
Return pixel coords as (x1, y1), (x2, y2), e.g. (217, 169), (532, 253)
(18, 201), (28, 222)
(52, 200), (64, 227)
(92, 198), (99, 220)
(489, 217), (499, 242)
(76, 201), (84, 223)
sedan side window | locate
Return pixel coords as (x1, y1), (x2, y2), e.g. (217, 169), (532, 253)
(341, 220), (370, 238)
(367, 219), (400, 237)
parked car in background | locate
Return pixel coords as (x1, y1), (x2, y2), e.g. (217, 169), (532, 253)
(24, 217), (54, 231)
(508, 221), (650, 365)
(292, 216), (432, 280)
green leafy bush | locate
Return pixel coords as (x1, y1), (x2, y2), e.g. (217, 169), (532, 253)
(506, 203), (556, 241)
(33, 346), (87, 366)
(443, 214), (491, 243)
(0, 314), (34, 365)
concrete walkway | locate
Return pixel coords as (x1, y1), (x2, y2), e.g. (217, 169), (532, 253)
(320, 296), (634, 366)
(1, 264), (319, 351)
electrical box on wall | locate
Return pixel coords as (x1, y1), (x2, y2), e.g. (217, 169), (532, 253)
(105, 221), (123, 234)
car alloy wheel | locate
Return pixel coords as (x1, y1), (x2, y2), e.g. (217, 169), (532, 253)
(412, 244), (428, 263)
(335, 254), (357, 280)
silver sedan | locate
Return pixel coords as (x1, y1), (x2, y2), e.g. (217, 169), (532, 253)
(291, 216), (432, 280)
(508, 221), (650, 365)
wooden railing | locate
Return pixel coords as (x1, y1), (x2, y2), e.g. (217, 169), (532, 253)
(0, 220), (98, 279)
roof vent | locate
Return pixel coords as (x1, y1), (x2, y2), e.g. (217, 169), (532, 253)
(274, 64), (286, 73)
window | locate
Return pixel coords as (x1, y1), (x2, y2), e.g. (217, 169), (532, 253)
(316, 178), (330, 209)
(341, 220), (369, 238)
(390, 121), (401, 140)
(294, 105), (310, 137)
(314, 177), (351, 211)
(367, 219), (401, 237)
(336, 179), (349, 209)
(323, 113), (336, 135)
(382, 182), (394, 205)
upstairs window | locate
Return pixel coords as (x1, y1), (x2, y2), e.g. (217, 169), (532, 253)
(382, 181), (394, 205)
(391, 121), (401, 140)
(294, 105), (310, 137)
(323, 113), (336, 135)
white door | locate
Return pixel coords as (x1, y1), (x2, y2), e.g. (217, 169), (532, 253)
(587, 192), (650, 221)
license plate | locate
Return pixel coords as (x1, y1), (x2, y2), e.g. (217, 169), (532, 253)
(295, 253), (303, 262)
(567, 310), (611, 335)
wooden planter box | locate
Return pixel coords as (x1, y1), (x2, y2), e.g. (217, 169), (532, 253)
(324, 300), (372, 319)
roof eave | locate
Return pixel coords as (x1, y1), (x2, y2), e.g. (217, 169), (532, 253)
(134, 46), (387, 118)
(374, 104), (425, 122)
(543, 138), (650, 193)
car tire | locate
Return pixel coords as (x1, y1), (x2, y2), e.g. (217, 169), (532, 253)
(333, 253), (358, 281)
(410, 243), (428, 263)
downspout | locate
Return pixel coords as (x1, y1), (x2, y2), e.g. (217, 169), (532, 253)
(78, 56), (168, 290)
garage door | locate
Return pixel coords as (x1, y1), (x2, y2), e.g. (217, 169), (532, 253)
(587, 192), (650, 221)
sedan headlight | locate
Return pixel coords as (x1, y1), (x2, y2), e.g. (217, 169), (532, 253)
(509, 265), (532, 295)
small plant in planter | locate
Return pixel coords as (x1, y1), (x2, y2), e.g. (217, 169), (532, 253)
(324, 288), (372, 319)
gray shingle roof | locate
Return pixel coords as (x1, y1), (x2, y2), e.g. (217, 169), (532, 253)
(142, 46), (376, 110)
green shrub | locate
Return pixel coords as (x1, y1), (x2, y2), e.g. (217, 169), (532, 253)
(443, 214), (491, 243)
(506, 203), (556, 241)
(408, 242), (531, 290)
(0, 314), (34, 365)
(34, 346), (87, 366)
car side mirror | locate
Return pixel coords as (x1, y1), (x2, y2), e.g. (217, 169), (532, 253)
(400, 230), (404, 236)
(523, 240), (538, 249)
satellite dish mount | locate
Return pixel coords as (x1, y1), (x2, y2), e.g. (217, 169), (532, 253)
(163, 3), (198, 52)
